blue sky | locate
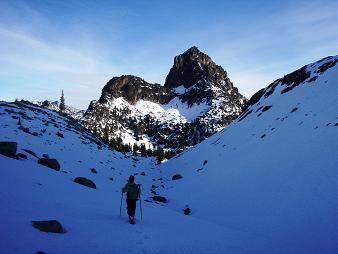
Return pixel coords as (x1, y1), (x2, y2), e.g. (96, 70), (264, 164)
(1, 0), (338, 109)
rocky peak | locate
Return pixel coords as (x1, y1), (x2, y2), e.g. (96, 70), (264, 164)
(164, 46), (230, 89)
(98, 75), (173, 105)
(164, 46), (242, 107)
(84, 47), (246, 157)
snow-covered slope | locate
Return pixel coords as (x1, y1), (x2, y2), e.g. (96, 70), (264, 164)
(0, 101), (264, 254)
(1, 55), (337, 254)
(154, 55), (338, 253)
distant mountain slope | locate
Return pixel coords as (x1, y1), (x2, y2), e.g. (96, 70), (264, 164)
(155, 55), (338, 253)
(83, 47), (246, 156)
(32, 100), (85, 119)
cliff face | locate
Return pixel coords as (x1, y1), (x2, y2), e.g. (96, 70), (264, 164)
(99, 75), (174, 105)
(164, 46), (243, 107)
(165, 46), (229, 88)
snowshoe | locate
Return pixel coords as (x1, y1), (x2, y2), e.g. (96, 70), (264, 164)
(128, 216), (135, 224)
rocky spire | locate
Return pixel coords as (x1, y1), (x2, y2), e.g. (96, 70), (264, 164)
(164, 46), (230, 89)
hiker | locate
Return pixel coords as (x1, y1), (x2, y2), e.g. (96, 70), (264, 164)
(122, 175), (139, 223)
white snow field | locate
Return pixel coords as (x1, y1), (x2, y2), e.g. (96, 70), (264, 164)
(1, 55), (338, 253)
(157, 56), (338, 253)
(0, 102), (260, 254)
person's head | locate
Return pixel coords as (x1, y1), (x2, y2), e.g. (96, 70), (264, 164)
(129, 175), (135, 183)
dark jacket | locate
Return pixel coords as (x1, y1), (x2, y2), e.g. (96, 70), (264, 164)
(122, 182), (139, 200)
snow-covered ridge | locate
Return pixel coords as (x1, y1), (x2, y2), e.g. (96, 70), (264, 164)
(244, 55), (338, 111)
(152, 55), (338, 253)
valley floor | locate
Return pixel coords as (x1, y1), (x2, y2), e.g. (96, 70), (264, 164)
(1, 156), (289, 254)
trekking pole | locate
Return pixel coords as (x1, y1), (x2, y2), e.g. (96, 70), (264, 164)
(119, 192), (123, 217)
(140, 197), (143, 220)
(139, 185), (143, 220)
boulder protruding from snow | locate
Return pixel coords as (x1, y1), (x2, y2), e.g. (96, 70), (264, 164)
(32, 220), (65, 233)
(172, 174), (183, 180)
(38, 158), (61, 171)
(184, 207), (191, 215)
(0, 141), (17, 159)
(17, 153), (27, 159)
(23, 149), (39, 158)
(56, 132), (64, 138)
(74, 177), (96, 189)
(151, 195), (167, 203)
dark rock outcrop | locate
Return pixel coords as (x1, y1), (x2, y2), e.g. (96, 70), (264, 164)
(165, 46), (244, 107)
(32, 220), (65, 233)
(0, 141), (17, 159)
(243, 88), (265, 111)
(74, 177), (96, 189)
(98, 75), (174, 105)
(165, 46), (228, 88)
(38, 158), (61, 171)
(280, 66), (311, 94)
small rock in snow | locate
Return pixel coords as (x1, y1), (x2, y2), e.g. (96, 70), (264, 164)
(32, 220), (65, 233)
(74, 177), (96, 189)
(172, 174), (183, 180)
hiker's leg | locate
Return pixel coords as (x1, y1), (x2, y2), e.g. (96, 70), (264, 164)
(131, 199), (137, 217)
(126, 199), (132, 216)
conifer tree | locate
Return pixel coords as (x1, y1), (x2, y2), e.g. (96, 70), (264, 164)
(59, 90), (66, 112)
(133, 143), (138, 155)
(140, 143), (147, 156)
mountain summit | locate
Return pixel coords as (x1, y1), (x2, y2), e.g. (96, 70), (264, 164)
(165, 46), (242, 107)
(165, 46), (229, 89)
(83, 47), (246, 156)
